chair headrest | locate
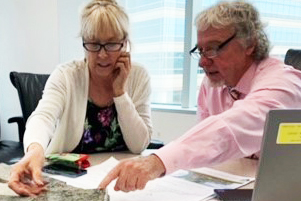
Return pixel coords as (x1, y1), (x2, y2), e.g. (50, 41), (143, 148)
(284, 49), (301, 70)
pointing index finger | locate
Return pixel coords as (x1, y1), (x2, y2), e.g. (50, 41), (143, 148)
(98, 165), (121, 190)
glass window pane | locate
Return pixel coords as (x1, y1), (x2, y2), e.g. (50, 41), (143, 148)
(118, 0), (301, 107)
(119, 0), (186, 105)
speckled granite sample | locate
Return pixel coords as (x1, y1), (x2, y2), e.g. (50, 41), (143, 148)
(0, 164), (109, 201)
(0, 163), (11, 182)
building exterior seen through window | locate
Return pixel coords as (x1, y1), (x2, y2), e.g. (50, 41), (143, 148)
(118, 0), (301, 107)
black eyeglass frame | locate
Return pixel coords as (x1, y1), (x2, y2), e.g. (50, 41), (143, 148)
(189, 33), (237, 59)
(82, 41), (124, 52)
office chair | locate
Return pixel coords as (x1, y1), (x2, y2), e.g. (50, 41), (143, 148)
(284, 49), (301, 70)
(0, 109), (23, 165)
(0, 141), (24, 165)
(7, 71), (163, 156)
(0, 116), (21, 164)
(8, 71), (50, 143)
(0, 72), (50, 164)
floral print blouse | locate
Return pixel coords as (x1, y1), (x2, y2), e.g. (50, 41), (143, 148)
(72, 100), (127, 153)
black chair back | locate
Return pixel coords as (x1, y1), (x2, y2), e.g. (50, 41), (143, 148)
(9, 72), (50, 142)
(284, 49), (301, 70)
(10, 72), (50, 123)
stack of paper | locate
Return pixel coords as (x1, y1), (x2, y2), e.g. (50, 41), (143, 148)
(48, 157), (254, 201)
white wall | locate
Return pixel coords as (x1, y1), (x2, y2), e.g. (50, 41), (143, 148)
(57, 0), (88, 62)
(151, 111), (197, 143)
(0, 0), (197, 144)
(0, 0), (59, 140)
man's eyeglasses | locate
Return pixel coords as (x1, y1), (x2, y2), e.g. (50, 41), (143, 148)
(189, 33), (236, 60)
(83, 42), (124, 52)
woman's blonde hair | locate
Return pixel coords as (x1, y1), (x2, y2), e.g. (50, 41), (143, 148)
(195, 1), (270, 61)
(80, 0), (130, 42)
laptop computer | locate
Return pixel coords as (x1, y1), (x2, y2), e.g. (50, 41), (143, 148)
(215, 109), (301, 201)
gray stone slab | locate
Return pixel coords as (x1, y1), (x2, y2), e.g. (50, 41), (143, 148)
(0, 164), (109, 201)
(0, 163), (11, 182)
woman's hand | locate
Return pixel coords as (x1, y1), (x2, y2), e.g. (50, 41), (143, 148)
(8, 143), (47, 196)
(112, 52), (131, 97)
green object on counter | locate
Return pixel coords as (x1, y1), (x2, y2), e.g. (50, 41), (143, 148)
(46, 153), (90, 169)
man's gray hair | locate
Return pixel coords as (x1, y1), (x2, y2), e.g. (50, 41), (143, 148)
(195, 1), (270, 62)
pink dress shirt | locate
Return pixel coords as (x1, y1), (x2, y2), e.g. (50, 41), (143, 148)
(156, 57), (301, 174)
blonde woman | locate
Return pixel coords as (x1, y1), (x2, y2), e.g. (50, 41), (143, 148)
(9, 0), (152, 196)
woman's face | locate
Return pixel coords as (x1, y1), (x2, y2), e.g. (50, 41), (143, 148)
(84, 32), (126, 78)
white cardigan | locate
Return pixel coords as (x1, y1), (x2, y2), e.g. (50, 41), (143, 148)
(24, 60), (152, 155)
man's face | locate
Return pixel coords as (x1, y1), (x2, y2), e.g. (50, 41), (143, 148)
(197, 26), (254, 87)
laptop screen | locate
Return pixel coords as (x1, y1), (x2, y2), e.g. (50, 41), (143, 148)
(214, 109), (301, 201)
(252, 109), (301, 201)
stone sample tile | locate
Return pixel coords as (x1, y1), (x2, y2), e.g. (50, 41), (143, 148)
(0, 164), (109, 201)
(0, 163), (11, 182)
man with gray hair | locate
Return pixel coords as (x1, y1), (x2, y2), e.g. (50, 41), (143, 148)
(100, 1), (301, 192)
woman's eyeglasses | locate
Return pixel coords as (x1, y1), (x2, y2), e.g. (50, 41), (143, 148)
(83, 42), (124, 52)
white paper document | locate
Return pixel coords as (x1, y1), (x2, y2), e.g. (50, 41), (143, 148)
(48, 157), (254, 201)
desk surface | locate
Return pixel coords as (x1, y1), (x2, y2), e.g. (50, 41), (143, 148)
(89, 151), (258, 200)
(0, 151), (259, 200)
(88, 151), (258, 178)
(206, 157), (258, 201)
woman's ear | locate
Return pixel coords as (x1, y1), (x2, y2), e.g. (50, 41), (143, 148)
(122, 40), (130, 53)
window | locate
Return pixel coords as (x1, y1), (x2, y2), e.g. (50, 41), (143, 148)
(62, 0), (301, 109)
(118, 0), (187, 106)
